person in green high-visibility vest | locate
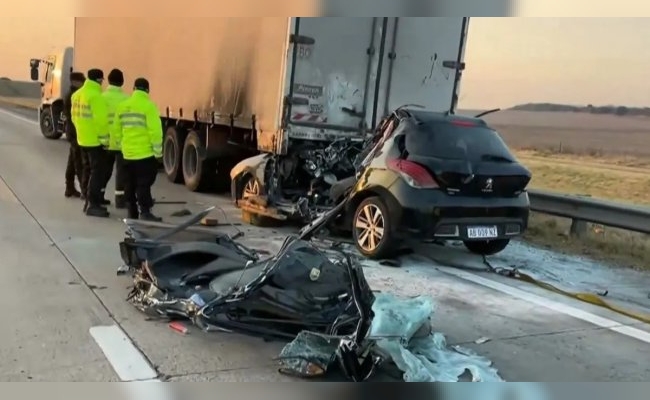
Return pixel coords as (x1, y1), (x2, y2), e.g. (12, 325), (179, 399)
(101, 68), (130, 209)
(112, 77), (163, 222)
(71, 68), (110, 218)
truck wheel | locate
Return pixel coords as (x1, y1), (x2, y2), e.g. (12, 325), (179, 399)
(163, 126), (184, 183)
(463, 239), (510, 256)
(40, 107), (62, 140)
(182, 130), (215, 192)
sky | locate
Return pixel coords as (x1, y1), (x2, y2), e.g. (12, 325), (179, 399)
(0, 16), (648, 109)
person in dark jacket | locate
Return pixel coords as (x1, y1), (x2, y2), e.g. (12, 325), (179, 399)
(63, 71), (86, 198)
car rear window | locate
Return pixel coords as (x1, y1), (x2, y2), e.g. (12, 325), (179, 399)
(404, 121), (515, 161)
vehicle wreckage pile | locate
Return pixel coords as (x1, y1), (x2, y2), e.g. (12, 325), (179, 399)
(117, 208), (503, 382)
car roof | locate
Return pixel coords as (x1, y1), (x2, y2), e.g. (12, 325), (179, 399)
(403, 109), (488, 127)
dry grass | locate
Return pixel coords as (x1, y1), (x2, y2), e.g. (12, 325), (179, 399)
(0, 96), (39, 110)
(515, 149), (650, 206)
(477, 109), (650, 269)
(523, 213), (650, 270)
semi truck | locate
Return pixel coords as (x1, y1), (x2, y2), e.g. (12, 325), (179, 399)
(30, 17), (470, 193)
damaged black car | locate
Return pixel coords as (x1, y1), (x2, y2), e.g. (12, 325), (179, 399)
(230, 107), (532, 259)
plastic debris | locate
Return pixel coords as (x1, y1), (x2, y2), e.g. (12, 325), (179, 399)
(200, 217), (219, 226)
(368, 293), (503, 382)
(277, 331), (339, 378)
(189, 293), (206, 307)
(279, 293), (502, 382)
(169, 321), (189, 335)
(475, 337), (491, 345)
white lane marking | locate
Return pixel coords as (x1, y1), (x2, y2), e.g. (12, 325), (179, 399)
(90, 325), (159, 381)
(0, 107), (39, 125)
(437, 266), (650, 344)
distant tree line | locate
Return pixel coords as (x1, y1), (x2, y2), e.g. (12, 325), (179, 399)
(511, 102), (650, 117)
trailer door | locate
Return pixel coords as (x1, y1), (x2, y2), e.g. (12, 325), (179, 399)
(376, 17), (469, 116)
(282, 17), (381, 142)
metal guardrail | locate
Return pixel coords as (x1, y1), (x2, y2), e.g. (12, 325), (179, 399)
(527, 189), (650, 235)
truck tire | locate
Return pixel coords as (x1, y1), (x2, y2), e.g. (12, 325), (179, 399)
(182, 130), (215, 192)
(40, 107), (62, 140)
(163, 126), (185, 183)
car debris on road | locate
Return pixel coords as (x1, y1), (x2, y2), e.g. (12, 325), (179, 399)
(117, 208), (503, 382)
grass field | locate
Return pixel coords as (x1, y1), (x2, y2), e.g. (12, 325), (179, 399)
(480, 109), (650, 270)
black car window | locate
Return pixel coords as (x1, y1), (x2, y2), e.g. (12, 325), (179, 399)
(404, 121), (515, 162)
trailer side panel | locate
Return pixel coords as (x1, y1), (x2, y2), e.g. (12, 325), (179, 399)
(73, 18), (290, 142)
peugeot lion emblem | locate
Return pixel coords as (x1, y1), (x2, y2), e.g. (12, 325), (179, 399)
(483, 178), (493, 192)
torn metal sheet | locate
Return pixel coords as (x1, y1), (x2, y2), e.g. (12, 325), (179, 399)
(118, 209), (375, 381)
(118, 209), (501, 382)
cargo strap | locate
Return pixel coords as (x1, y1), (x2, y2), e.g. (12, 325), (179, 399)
(482, 257), (650, 325)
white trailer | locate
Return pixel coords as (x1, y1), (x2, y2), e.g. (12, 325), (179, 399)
(31, 17), (469, 192)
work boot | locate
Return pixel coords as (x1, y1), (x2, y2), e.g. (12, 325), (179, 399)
(100, 198), (111, 206)
(65, 186), (81, 198)
(86, 205), (110, 218)
(140, 211), (162, 222)
(115, 195), (126, 209)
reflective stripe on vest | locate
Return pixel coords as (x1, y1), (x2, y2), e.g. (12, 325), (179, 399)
(119, 112), (147, 128)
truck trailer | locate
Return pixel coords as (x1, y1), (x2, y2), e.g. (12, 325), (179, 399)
(30, 17), (469, 193)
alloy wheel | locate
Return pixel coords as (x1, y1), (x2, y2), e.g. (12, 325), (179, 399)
(243, 178), (259, 198)
(354, 204), (385, 252)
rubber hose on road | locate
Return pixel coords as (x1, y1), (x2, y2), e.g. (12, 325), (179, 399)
(482, 257), (650, 325)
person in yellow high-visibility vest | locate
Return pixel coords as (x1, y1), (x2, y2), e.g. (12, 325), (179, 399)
(112, 77), (163, 221)
(102, 68), (130, 209)
(71, 68), (110, 218)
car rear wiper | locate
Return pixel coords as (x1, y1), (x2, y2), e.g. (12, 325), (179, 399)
(480, 154), (513, 163)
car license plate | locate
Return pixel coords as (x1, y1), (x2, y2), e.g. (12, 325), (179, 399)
(467, 226), (498, 239)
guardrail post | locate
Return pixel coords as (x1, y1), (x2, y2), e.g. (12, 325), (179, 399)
(569, 219), (587, 238)
(568, 193), (592, 238)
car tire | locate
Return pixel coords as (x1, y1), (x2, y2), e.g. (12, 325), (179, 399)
(40, 107), (62, 140)
(463, 239), (510, 256)
(352, 196), (397, 260)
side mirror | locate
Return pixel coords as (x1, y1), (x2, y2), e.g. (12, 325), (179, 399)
(29, 59), (40, 81)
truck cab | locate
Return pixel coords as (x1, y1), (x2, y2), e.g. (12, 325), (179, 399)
(29, 46), (73, 140)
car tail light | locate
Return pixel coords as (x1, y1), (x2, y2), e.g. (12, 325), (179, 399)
(386, 159), (439, 189)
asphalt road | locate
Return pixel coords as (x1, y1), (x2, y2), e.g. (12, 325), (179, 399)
(1, 103), (650, 382)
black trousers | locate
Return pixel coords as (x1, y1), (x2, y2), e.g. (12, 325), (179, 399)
(79, 145), (108, 206)
(65, 141), (83, 188)
(124, 156), (158, 215)
(102, 150), (126, 200)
